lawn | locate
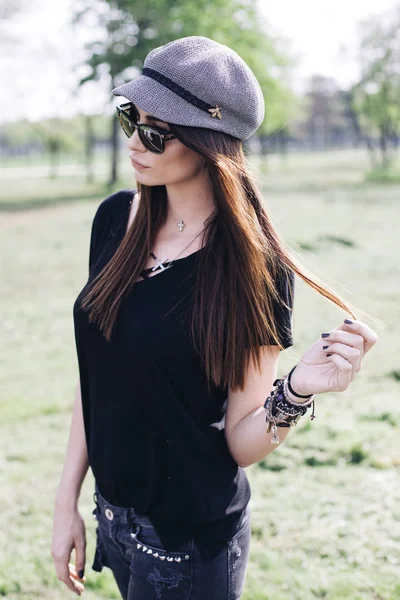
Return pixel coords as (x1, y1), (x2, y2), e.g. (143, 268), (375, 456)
(0, 148), (399, 599)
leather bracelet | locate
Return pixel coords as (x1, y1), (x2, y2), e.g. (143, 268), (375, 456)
(263, 369), (317, 443)
(287, 365), (314, 399)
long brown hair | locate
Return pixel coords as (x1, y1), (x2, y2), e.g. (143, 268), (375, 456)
(80, 123), (371, 393)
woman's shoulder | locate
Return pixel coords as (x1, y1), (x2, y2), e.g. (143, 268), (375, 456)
(95, 187), (137, 222)
(88, 188), (137, 272)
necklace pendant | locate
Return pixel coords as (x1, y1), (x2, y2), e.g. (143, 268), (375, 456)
(178, 220), (185, 232)
(151, 256), (170, 272)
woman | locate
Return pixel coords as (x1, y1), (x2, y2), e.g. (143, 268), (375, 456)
(51, 36), (378, 599)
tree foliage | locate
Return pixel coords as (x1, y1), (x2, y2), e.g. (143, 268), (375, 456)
(351, 4), (400, 170)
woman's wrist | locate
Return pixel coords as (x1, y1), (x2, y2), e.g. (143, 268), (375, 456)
(288, 363), (314, 399)
(285, 386), (312, 403)
(55, 482), (81, 510)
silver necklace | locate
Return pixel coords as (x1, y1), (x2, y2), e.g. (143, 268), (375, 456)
(142, 220), (206, 278)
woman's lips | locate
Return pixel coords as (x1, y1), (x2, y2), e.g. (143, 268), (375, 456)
(130, 156), (149, 169)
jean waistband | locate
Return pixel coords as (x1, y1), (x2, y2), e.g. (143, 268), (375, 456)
(93, 481), (251, 536)
(93, 482), (155, 528)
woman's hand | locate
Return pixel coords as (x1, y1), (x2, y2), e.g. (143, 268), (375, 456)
(289, 319), (379, 397)
(51, 502), (87, 596)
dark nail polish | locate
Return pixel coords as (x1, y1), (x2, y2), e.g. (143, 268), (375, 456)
(326, 353), (332, 357)
(322, 345), (329, 349)
(78, 569), (84, 579)
(321, 333), (330, 338)
(344, 319), (353, 324)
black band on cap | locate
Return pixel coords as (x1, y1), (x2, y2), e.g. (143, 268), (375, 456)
(142, 67), (218, 115)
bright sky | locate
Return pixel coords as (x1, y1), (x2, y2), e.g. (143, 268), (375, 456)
(1, 0), (397, 124)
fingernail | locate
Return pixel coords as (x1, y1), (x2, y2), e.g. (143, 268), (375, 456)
(344, 319), (353, 324)
(321, 333), (330, 338)
(322, 345), (329, 349)
(78, 569), (84, 579)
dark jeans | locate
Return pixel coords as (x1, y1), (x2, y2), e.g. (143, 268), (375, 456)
(91, 482), (251, 599)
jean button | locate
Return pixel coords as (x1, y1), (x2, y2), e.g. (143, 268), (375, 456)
(105, 508), (114, 520)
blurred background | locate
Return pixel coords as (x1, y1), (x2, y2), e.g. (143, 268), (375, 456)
(1, 0), (398, 598)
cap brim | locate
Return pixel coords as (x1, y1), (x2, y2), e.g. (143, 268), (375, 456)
(112, 76), (201, 126)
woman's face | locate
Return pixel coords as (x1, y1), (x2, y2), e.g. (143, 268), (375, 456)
(127, 103), (206, 186)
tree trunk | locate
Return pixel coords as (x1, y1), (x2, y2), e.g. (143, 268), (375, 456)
(109, 113), (118, 187)
(85, 115), (95, 185)
(48, 136), (60, 179)
(379, 123), (390, 170)
(365, 134), (377, 170)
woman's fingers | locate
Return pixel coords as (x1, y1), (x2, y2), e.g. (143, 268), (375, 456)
(321, 329), (364, 373)
(324, 352), (353, 390)
(340, 319), (379, 354)
(322, 342), (360, 379)
(69, 574), (85, 594)
(55, 561), (84, 596)
(73, 538), (86, 581)
(322, 330), (364, 352)
(69, 562), (86, 582)
(51, 509), (87, 596)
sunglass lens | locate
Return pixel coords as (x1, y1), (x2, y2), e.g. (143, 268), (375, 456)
(118, 111), (134, 138)
(139, 126), (163, 153)
(130, 104), (140, 121)
(117, 106), (165, 153)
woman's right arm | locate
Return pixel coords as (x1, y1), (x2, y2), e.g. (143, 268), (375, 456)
(55, 378), (89, 507)
(51, 379), (89, 596)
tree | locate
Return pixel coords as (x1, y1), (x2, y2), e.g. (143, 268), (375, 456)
(351, 3), (400, 171)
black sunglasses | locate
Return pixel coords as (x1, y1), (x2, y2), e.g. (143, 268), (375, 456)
(116, 101), (177, 154)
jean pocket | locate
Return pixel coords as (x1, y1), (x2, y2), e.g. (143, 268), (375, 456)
(118, 524), (193, 599)
(116, 524), (192, 565)
(92, 526), (110, 573)
(227, 510), (251, 600)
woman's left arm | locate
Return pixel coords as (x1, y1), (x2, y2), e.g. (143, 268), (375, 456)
(225, 319), (379, 468)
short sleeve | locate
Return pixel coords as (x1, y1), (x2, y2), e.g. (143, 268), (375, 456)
(88, 202), (108, 275)
(256, 267), (295, 350)
(87, 188), (136, 275)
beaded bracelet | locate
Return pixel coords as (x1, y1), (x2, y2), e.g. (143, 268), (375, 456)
(263, 366), (316, 444)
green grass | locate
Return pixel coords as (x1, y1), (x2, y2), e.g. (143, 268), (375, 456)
(0, 148), (399, 599)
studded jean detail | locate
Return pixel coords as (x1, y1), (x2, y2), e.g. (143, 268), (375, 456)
(91, 482), (251, 599)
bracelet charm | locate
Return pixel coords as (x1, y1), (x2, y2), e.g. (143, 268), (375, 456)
(263, 366), (316, 443)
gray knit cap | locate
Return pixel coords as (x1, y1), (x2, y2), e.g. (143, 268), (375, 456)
(111, 35), (265, 140)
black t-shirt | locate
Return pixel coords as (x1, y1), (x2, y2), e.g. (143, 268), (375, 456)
(73, 188), (294, 559)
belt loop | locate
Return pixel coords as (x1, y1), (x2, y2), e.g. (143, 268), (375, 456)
(127, 507), (136, 522)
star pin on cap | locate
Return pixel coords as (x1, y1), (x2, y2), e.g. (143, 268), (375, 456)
(208, 105), (222, 119)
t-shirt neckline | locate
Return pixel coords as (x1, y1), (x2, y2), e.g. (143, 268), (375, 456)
(120, 191), (206, 284)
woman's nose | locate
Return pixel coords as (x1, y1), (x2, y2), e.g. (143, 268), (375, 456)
(127, 129), (146, 152)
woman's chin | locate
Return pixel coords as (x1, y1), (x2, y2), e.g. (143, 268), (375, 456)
(133, 170), (150, 180)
